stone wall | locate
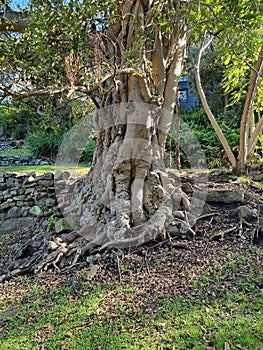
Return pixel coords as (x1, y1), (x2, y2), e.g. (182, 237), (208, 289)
(0, 172), (57, 234)
(0, 138), (24, 151)
(0, 156), (50, 167)
(0, 137), (51, 166)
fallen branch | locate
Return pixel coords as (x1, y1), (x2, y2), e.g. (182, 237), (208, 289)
(210, 226), (237, 241)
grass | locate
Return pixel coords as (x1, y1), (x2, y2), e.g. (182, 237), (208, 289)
(0, 164), (90, 174)
(0, 283), (262, 349)
(0, 253), (262, 350)
(0, 146), (32, 157)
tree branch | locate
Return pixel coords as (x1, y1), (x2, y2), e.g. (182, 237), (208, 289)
(0, 8), (27, 32)
(0, 68), (136, 100)
(189, 35), (237, 168)
(239, 44), (263, 170)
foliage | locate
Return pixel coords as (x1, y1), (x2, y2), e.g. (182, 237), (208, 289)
(0, 145), (31, 157)
(166, 108), (240, 168)
(25, 128), (63, 159)
(0, 103), (37, 139)
(79, 140), (96, 164)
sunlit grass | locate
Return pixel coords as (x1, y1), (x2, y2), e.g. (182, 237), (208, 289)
(0, 146), (32, 157)
(0, 281), (262, 350)
(0, 164), (90, 175)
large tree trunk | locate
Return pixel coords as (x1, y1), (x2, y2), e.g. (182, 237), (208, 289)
(54, 1), (195, 252)
(59, 76), (194, 252)
(0, 1), (198, 280)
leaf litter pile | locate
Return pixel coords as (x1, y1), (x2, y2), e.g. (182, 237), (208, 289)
(0, 171), (263, 347)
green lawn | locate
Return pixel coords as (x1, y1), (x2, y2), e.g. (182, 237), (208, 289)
(0, 252), (262, 350)
(0, 164), (89, 174)
(0, 146), (32, 157)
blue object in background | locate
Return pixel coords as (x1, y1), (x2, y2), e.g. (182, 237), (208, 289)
(178, 76), (199, 111)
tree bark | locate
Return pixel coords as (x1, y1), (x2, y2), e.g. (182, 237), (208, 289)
(237, 44), (263, 174)
(59, 84), (193, 251)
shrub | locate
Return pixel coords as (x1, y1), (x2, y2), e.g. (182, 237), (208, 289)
(80, 140), (96, 164)
(0, 105), (37, 139)
(166, 108), (240, 168)
(26, 129), (64, 159)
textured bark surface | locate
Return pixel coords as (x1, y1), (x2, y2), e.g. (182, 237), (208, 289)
(60, 101), (194, 252)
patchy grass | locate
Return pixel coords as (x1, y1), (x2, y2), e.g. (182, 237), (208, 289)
(0, 250), (262, 350)
(0, 146), (32, 157)
(0, 164), (89, 174)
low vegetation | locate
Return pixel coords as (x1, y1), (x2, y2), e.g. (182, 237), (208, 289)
(0, 164), (89, 174)
(0, 248), (262, 350)
(0, 146), (32, 157)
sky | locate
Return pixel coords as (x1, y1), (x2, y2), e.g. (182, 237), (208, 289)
(10, 0), (28, 11)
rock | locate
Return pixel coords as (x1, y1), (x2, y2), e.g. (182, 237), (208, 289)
(0, 201), (14, 210)
(196, 190), (244, 204)
(45, 198), (57, 207)
(7, 206), (22, 218)
(232, 205), (257, 220)
(62, 171), (71, 180)
(0, 217), (35, 234)
(167, 224), (180, 236)
(43, 172), (54, 180)
(54, 171), (63, 181)
(55, 218), (73, 234)
(29, 206), (42, 217)
(182, 182), (193, 194)
(186, 212), (197, 226)
(174, 211), (185, 220)
(252, 174), (263, 182)
(48, 241), (59, 251)
(86, 264), (100, 281)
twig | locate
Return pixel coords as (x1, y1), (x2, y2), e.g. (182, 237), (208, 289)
(144, 252), (151, 275)
(210, 226), (237, 241)
(112, 250), (122, 283)
(196, 212), (219, 221)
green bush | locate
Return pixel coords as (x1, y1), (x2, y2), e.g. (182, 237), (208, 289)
(0, 105), (37, 139)
(26, 129), (64, 159)
(166, 108), (240, 168)
(80, 140), (96, 164)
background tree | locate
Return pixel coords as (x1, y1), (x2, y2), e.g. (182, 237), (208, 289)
(189, 0), (263, 174)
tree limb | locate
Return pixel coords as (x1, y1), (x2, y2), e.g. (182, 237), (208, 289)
(189, 35), (237, 168)
(0, 68), (136, 100)
(0, 8), (27, 32)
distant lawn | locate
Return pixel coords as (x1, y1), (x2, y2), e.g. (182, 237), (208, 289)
(0, 146), (32, 157)
(0, 164), (90, 174)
